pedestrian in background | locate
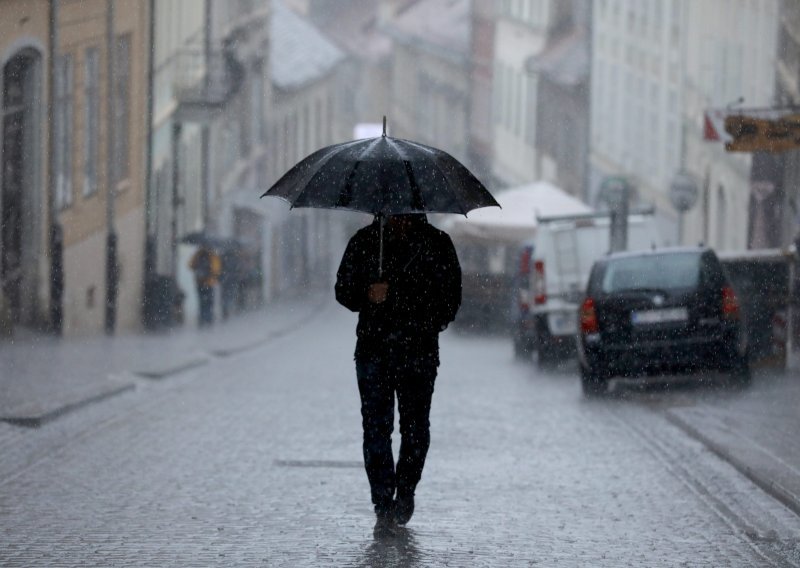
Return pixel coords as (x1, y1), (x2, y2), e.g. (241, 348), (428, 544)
(189, 245), (221, 327)
(335, 213), (462, 537)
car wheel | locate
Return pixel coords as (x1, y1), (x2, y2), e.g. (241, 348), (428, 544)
(513, 333), (533, 360)
(728, 355), (751, 388)
(538, 341), (557, 367)
(581, 366), (607, 397)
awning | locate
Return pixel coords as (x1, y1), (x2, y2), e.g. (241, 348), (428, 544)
(704, 106), (800, 153)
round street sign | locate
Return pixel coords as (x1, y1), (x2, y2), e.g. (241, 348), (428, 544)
(669, 171), (699, 213)
(597, 176), (630, 209)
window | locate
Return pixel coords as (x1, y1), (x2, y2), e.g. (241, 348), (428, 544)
(601, 253), (702, 293)
(55, 54), (73, 209)
(113, 34), (131, 182)
(83, 47), (99, 196)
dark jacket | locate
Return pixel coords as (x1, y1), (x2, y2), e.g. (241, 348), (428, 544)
(335, 218), (462, 360)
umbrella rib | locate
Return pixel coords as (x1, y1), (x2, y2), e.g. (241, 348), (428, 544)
(429, 154), (470, 215)
(391, 138), (472, 215)
(294, 139), (372, 208)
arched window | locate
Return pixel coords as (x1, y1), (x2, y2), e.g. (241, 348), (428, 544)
(2, 48), (42, 323)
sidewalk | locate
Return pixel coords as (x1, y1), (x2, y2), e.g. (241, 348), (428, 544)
(0, 292), (327, 427)
(665, 367), (800, 517)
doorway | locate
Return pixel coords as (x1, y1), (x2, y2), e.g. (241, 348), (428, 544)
(2, 49), (41, 324)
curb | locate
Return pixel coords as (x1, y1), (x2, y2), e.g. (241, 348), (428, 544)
(665, 409), (800, 519)
(133, 355), (210, 379)
(0, 382), (136, 428)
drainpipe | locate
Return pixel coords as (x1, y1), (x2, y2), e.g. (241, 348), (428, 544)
(170, 120), (182, 279)
(104, 0), (118, 335)
(48, 0), (64, 335)
(201, 0), (212, 228)
(143, 0), (155, 288)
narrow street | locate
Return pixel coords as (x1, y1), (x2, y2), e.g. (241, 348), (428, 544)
(1, 302), (799, 567)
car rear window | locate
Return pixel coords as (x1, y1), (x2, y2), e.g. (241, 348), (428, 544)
(600, 252), (702, 293)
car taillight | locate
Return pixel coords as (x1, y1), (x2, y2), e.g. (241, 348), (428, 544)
(580, 297), (599, 334)
(534, 260), (546, 305)
(519, 246), (532, 276)
(517, 247), (533, 311)
(722, 286), (740, 319)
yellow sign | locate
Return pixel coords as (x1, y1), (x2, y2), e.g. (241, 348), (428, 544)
(724, 113), (800, 153)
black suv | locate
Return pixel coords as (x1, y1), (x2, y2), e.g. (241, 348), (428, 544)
(577, 247), (750, 396)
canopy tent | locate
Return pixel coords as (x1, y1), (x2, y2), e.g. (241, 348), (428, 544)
(443, 180), (591, 242)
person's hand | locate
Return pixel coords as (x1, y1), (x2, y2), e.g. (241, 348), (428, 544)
(368, 282), (388, 304)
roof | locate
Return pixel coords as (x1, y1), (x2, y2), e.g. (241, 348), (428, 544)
(526, 28), (588, 87)
(385, 0), (470, 64)
(270, 0), (346, 91)
(309, 0), (394, 64)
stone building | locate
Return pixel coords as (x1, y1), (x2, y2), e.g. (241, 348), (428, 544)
(492, 0), (570, 188)
(527, 0), (590, 199)
(0, 0), (151, 336)
(144, 0), (270, 328)
(262, 0), (347, 297)
(0, 1), (51, 333)
(385, 0), (472, 167)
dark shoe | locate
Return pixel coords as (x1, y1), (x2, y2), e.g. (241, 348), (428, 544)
(373, 510), (397, 538)
(394, 492), (415, 525)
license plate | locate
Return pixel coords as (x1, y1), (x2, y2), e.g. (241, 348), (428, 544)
(631, 308), (688, 325)
(548, 312), (577, 334)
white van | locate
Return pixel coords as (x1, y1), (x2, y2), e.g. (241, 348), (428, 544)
(513, 209), (662, 364)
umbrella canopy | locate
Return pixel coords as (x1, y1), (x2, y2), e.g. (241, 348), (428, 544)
(181, 231), (242, 252)
(261, 130), (499, 217)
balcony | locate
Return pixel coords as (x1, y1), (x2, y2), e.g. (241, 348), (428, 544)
(173, 46), (244, 123)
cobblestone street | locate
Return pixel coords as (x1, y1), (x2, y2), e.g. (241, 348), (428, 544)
(2, 302), (800, 567)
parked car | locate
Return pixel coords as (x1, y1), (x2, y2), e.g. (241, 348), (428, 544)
(577, 247), (750, 396)
(513, 209), (661, 364)
(718, 248), (795, 369)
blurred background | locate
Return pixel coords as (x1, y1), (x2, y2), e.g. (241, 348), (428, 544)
(0, 0), (796, 341)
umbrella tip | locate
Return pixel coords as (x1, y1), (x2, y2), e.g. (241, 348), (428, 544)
(382, 116), (387, 137)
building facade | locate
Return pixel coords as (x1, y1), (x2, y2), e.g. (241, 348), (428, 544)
(591, 0), (778, 248)
(681, 0), (778, 251)
(386, 0), (472, 167)
(590, 0), (686, 237)
(0, 0), (151, 337)
(775, 0), (800, 250)
(0, 1), (50, 333)
(262, 0), (347, 298)
(145, 0), (271, 328)
(467, 0), (496, 185)
(528, 0), (590, 199)
(492, 0), (569, 188)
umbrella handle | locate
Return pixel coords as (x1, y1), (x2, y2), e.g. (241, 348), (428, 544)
(379, 214), (384, 279)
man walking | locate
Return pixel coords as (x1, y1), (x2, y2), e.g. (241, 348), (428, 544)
(335, 214), (461, 536)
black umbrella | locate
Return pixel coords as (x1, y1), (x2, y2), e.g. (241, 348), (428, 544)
(261, 118), (499, 274)
(181, 231), (242, 252)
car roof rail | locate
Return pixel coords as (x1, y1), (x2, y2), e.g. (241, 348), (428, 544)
(536, 205), (656, 224)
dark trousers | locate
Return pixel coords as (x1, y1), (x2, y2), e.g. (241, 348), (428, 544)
(356, 349), (437, 513)
(197, 284), (214, 326)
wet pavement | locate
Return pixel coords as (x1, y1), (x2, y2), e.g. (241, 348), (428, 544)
(1, 299), (799, 566)
(0, 293), (324, 426)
